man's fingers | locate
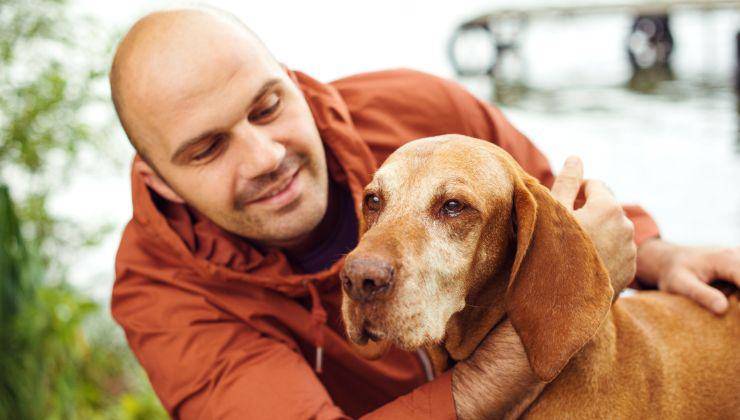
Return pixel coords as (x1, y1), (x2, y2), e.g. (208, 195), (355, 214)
(581, 179), (615, 209)
(551, 156), (583, 208)
(709, 247), (740, 287)
(666, 271), (729, 314)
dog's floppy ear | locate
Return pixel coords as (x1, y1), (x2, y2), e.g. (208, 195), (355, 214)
(506, 171), (613, 382)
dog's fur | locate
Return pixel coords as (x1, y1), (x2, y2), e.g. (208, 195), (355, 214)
(341, 135), (740, 418)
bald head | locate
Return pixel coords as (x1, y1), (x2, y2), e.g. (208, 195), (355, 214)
(109, 8), (277, 163)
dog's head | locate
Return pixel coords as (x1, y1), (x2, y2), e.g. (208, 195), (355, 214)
(341, 135), (613, 381)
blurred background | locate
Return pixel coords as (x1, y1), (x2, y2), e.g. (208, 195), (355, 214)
(1, 0), (738, 417)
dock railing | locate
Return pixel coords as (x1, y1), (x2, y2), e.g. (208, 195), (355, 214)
(449, 0), (740, 76)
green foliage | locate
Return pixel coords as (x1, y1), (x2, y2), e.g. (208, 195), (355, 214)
(0, 0), (168, 418)
(0, 0), (104, 173)
(0, 0), (116, 279)
(0, 187), (167, 419)
(0, 184), (36, 417)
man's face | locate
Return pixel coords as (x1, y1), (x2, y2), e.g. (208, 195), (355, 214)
(125, 19), (328, 248)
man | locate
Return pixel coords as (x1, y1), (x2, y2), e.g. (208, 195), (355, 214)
(110, 8), (739, 419)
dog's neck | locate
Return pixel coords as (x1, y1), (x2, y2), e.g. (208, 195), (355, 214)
(426, 266), (513, 375)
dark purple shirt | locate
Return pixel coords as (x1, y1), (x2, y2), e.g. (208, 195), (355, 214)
(290, 182), (358, 274)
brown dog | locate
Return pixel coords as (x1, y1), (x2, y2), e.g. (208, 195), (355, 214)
(341, 135), (740, 418)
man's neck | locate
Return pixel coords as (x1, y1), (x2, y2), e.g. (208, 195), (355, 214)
(282, 179), (342, 259)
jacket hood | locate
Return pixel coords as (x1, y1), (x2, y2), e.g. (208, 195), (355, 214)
(127, 69), (377, 297)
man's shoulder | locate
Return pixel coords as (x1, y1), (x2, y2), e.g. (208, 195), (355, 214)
(330, 68), (465, 108)
(331, 68), (449, 89)
(329, 69), (481, 156)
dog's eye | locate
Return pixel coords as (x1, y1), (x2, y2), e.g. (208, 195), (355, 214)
(364, 193), (382, 211)
(442, 200), (465, 217)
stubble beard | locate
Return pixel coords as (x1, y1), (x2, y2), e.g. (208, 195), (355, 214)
(224, 155), (329, 248)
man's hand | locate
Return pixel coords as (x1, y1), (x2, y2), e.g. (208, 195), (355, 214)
(452, 320), (546, 420)
(636, 240), (740, 314)
(550, 156), (637, 295)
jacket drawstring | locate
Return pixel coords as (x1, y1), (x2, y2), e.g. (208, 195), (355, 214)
(306, 280), (327, 373)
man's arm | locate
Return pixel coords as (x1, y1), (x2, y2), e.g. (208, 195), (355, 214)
(113, 267), (465, 419)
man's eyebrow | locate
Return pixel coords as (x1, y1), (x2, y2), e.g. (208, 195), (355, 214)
(249, 78), (281, 109)
(169, 78), (282, 164)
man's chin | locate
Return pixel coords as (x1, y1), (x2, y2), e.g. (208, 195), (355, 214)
(239, 208), (327, 249)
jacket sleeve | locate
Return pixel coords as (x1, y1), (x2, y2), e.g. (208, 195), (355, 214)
(361, 371), (455, 420)
(435, 76), (660, 247)
(111, 270), (457, 419)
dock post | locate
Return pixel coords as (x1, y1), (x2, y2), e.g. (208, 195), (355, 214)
(735, 31), (740, 91)
(448, 20), (498, 76)
(627, 14), (674, 71)
(449, 14), (526, 77)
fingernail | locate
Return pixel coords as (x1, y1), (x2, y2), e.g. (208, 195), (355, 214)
(712, 299), (728, 314)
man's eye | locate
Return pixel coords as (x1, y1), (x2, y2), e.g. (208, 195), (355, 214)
(192, 135), (226, 162)
(250, 95), (281, 122)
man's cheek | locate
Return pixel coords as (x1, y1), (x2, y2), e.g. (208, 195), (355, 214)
(195, 181), (232, 215)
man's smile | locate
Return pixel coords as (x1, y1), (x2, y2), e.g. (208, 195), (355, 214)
(246, 165), (303, 209)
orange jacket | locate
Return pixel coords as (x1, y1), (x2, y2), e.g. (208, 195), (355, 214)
(112, 69), (659, 419)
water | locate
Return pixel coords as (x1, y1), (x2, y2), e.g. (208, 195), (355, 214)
(64, 1), (739, 299)
(492, 75), (740, 246)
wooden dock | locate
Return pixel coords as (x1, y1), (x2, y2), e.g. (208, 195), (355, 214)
(464, 0), (740, 25)
(449, 0), (740, 76)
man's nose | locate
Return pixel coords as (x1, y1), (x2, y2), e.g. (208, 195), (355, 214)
(341, 255), (395, 303)
(234, 122), (286, 177)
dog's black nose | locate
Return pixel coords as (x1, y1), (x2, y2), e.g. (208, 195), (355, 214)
(341, 256), (395, 303)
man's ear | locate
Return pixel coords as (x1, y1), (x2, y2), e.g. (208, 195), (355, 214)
(133, 159), (185, 204)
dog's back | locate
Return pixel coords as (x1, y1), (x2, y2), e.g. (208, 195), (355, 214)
(525, 291), (740, 419)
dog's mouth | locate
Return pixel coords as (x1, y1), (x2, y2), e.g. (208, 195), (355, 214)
(354, 319), (386, 345)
